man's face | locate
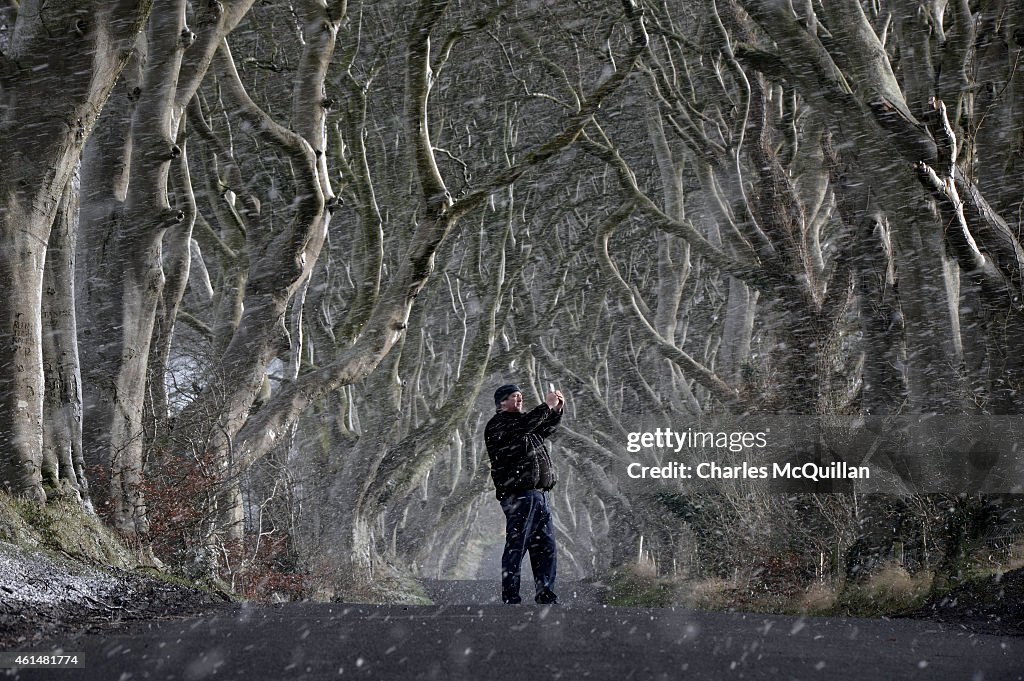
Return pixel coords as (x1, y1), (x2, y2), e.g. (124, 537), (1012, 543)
(500, 391), (524, 413)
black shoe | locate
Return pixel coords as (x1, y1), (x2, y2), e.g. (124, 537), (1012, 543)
(535, 590), (558, 605)
(502, 596), (522, 604)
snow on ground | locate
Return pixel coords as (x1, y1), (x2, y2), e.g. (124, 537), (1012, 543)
(0, 542), (120, 606)
(0, 541), (229, 649)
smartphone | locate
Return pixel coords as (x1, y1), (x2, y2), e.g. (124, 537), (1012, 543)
(548, 382), (555, 394)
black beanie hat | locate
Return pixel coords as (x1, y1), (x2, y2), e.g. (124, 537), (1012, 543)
(494, 384), (521, 407)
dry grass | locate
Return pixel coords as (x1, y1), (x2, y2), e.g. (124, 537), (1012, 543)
(993, 541), (1024, 576)
(795, 582), (838, 614)
(307, 558), (433, 605)
(679, 576), (839, 615)
(681, 577), (736, 609)
(0, 492), (135, 569)
(604, 562), (680, 607)
(680, 561), (934, 617)
(836, 563), (933, 616)
(680, 549), (1022, 618)
(632, 554), (659, 579)
(617, 541), (1024, 619)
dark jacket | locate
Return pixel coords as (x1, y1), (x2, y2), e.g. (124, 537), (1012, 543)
(485, 403), (562, 501)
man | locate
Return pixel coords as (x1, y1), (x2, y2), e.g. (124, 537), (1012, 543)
(485, 383), (564, 605)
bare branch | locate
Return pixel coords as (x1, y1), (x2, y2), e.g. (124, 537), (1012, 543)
(446, 0), (650, 221)
(594, 202), (746, 408)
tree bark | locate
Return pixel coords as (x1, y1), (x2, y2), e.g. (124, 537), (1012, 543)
(41, 171), (89, 505)
(80, 0), (257, 538)
(79, 71), (136, 516)
(739, 0), (965, 410)
(145, 134), (197, 446)
(106, 0), (192, 538)
(0, 0), (151, 502)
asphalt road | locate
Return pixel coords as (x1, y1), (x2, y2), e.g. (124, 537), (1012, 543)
(7, 581), (1022, 681)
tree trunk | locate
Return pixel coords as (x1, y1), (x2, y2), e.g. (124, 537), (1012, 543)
(41, 170), (89, 505)
(973, 1), (1024, 228)
(853, 219), (905, 415)
(741, 0), (965, 411)
(79, 0), (257, 538)
(145, 135), (197, 446)
(102, 0), (192, 538)
(0, 0), (150, 503)
(0, 202), (48, 502)
(78, 77), (135, 517)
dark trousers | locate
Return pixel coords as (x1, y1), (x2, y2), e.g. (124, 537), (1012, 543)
(499, 489), (558, 604)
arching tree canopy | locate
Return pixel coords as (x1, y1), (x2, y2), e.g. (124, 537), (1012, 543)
(1, 0), (1021, 596)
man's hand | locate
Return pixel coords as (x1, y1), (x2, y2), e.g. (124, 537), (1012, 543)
(546, 390), (565, 412)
